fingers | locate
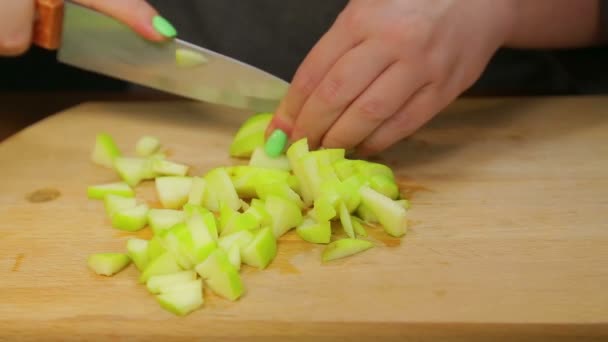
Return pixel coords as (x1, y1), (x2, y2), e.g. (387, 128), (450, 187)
(290, 39), (395, 149)
(74, 0), (170, 41)
(0, 0), (34, 56)
(321, 61), (426, 150)
(266, 11), (361, 138)
(356, 85), (445, 156)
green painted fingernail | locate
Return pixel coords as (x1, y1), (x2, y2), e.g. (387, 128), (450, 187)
(265, 129), (288, 158)
(153, 16), (177, 38)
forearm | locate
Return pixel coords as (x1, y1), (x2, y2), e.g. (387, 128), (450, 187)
(503, 0), (605, 49)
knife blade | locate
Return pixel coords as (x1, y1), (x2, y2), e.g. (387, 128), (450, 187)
(33, 0), (289, 113)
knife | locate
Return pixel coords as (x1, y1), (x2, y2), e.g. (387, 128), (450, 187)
(33, 0), (289, 113)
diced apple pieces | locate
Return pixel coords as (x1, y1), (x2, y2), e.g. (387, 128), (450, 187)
(195, 249), (244, 301)
(111, 204), (148, 231)
(146, 270), (197, 294)
(114, 157), (151, 187)
(156, 279), (204, 316)
(156, 176), (193, 209)
(204, 168), (240, 211)
(88, 253), (131, 276)
(127, 238), (149, 271)
(227, 244), (241, 270)
(135, 136), (161, 157)
(87, 182), (134, 199)
(229, 112), (273, 158)
(147, 236), (167, 262)
(359, 186), (407, 237)
(140, 251), (182, 283)
(148, 209), (185, 235)
(369, 174), (400, 200)
(241, 227), (276, 269)
(296, 217), (331, 244)
(153, 159), (189, 177)
(218, 230), (254, 255)
(256, 180), (304, 209)
(351, 216), (368, 237)
(339, 202), (355, 239)
(104, 194), (137, 218)
(187, 177), (206, 205)
(265, 195), (303, 238)
(249, 146), (291, 171)
(322, 239), (375, 262)
(92, 133), (121, 168)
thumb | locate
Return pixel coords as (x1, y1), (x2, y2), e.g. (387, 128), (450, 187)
(74, 0), (176, 41)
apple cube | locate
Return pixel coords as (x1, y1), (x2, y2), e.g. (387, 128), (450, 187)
(265, 195), (303, 238)
(111, 204), (149, 231)
(218, 230), (254, 254)
(113, 157), (150, 187)
(296, 217), (331, 244)
(153, 159), (189, 177)
(195, 249), (244, 301)
(229, 112), (273, 158)
(91, 133), (121, 168)
(249, 146), (291, 171)
(87, 253), (131, 276)
(156, 279), (203, 316)
(146, 270), (197, 294)
(332, 159), (357, 180)
(351, 216), (368, 237)
(204, 168), (240, 212)
(87, 182), (134, 200)
(187, 177), (206, 206)
(256, 180), (304, 209)
(162, 223), (197, 269)
(322, 239), (375, 262)
(135, 136), (161, 157)
(338, 202), (355, 239)
(126, 238), (149, 271)
(354, 160), (395, 181)
(359, 186), (407, 237)
(147, 209), (185, 235)
(227, 244), (241, 270)
(356, 203), (378, 224)
(147, 236), (167, 262)
(286, 138), (313, 205)
(369, 174), (399, 200)
(104, 194), (137, 218)
(140, 251), (182, 283)
(241, 227), (277, 269)
(155, 176), (193, 209)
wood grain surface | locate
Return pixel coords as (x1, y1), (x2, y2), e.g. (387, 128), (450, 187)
(0, 97), (607, 341)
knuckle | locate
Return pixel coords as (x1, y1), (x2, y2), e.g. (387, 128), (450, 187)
(315, 76), (344, 107)
(339, 6), (367, 35)
(356, 98), (391, 123)
(0, 33), (31, 56)
(381, 14), (433, 51)
(322, 132), (356, 149)
(291, 70), (317, 97)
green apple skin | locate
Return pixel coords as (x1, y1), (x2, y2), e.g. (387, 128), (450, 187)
(111, 204), (148, 231)
(332, 159), (357, 181)
(359, 186), (407, 237)
(354, 160), (395, 181)
(205, 168), (241, 212)
(91, 133), (121, 168)
(322, 239), (375, 262)
(369, 174), (400, 200)
(229, 112), (273, 158)
(147, 270), (198, 294)
(87, 182), (134, 200)
(218, 230), (254, 254)
(156, 279), (203, 316)
(195, 249), (244, 301)
(147, 209), (186, 235)
(296, 218), (331, 244)
(104, 194), (137, 218)
(286, 138), (313, 206)
(155, 176), (193, 210)
(113, 157), (149, 187)
(127, 238), (149, 271)
(355, 203), (378, 224)
(153, 159), (189, 177)
(147, 236), (167, 262)
(135, 136), (161, 157)
(265, 195), (303, 238)
(339, 202), (355, 239)
(87, 253), (131, 276)
(227, 244), (241, 270)
(256, 180), (305, 209)
(241, 227), (277, 269)
(139, 251), (182, 283)
(396, 199), (411, 210)
(351, 216), (368, 237)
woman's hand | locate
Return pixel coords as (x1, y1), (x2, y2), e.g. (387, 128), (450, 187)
(0, 0), (172, 57)
(267, 0), (515, 156)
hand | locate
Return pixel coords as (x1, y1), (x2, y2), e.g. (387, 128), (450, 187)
(267, 0), (515, 156)
(0, 0), (169, 57)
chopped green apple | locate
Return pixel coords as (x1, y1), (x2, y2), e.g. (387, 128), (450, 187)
(296, 217), (331, 244)
(339, 202), (355, 239)
(333, 159), (357, 180)
(187, 177), (206, 206)
(311, 194), (338, 222)
(87, 253), (131, 276)
(241, 227), (277, 269)
(218, 230), (254, 254)
(127, 238), (149, 271)
(265, 195), (303, 238)
(183, 203), (210, 218)
(354, 160), (395, 181)
(91, 133), (121, 168)
(256, 180), (305, 209)
(244, 200), (273, 228)
(104, 194), (137, 218)
(147, 236), (167, 262)
(286, 138), (313, 205)
(300, 153), (322, 200)
(249, 146), (291, 171)
(175, 48), (208, 68)
(309, 148), (345, 164)
(356, 203), (378, 224)
(113, 157), (151, 187)
(351, 216), (368, 237)
(153, 159), (189, 177)
(322, 239), (375, 262)
(156, 279), (203, 316)
(148, 209), (185, 235)
(229, 112), (273, 158)
(87, 182), (134, 200)
(111, 204), (149, 231)
(227, 244), (241, 270)
(162, 223), (197, 269)
(396, 199), (410, 210)
(221, 211), (260, 237)
(135, 136), (161, 157)
(204, 168), (240, 211)
(146, 270), (197, 294)
(359, 186), (407, 237)
(186, 212), (218, 264)
(195, 249), (244, 301)
(156, 176), (193, 209)
(140, 251), (182, 283)
(369, 174), (399, 200)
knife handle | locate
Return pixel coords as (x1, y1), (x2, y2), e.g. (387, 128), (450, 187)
(33, 0), (64, 50)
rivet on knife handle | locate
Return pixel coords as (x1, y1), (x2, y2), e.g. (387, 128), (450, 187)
(33, 0), (64, 50)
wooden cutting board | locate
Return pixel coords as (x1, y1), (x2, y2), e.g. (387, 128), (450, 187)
(0, 97), (607, 341)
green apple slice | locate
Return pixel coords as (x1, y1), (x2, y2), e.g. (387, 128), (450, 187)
(354, 160), (395, 181)
(147, 236), (167, 262)
(229, 112), (273, 158)
(221, 211), (260, 237)
(256, 180), (305, 209)
(300, 153), (322, 200)
(186, 212), (218, 264)
(187, 177), (206, 206)
(296, 217), (331, 244)
(265, 195), (303, 238)
(351, 216), (368, 237)
(156, 176), (193, 209)
(204, 168), (240, 211)
(322, 239), (375, 262)
(176, 48), (208, 68)
(227, 244), (241, 270)
(195, 249), (244, 301)
(87, 182), (134, 200)
(339, 174), (366, 212)
(135, 136), (161, 157)
(104, 194), (137, 218)
(332, 159), (357, 181)
(127, 238), (149, 271)
(153, 159), (189, 177)
(156, 279), (203, 316)
(338, 202), (355, 239)
(241, 227), (277, 269)
(162, 223), (196, 269)
(369, 174), (399, 200)
(183, 203), (210, 218)
(309, 148), (345, 164)
(111, 204), (149, 231)
(244, 200), (273, 228)
(140, 251), (182, 283)
(91, 133), (121, 168)
(87, 253), (131, 276)
(359, 186), (407, 237)
(218, 230), (254, 254)
(356, 202), (378, 224)
(146, 270), (197, 294)
(396, 199), (410, 210)
(113, 157), (150, 187)
(249, 146), (291, 171)
(286, 138), (313, 205)
(311, 194), (338, 222)
(148, 209), (185, 235)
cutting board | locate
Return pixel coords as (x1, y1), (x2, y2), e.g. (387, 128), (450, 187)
(0, 97), (607, 341)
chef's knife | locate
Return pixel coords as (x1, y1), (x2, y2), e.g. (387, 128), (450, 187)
(33, 0), (289, 112)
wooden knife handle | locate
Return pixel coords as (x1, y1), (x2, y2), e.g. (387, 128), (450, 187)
(33, 0), (64, 50)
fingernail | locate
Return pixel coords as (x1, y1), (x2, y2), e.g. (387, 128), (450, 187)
(152, 15), (177, 38)
(265, 129), (288, 158)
